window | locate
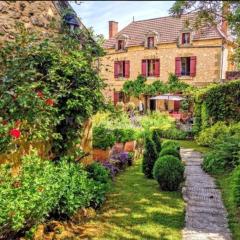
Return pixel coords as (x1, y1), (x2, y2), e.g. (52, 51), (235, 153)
(182, 33), (190, 44)
(114, 61), (130, 78)
(175, 56), (196, 77)
(147, 37), (154, 48)
(142, 59), (160, 77)
(118, 40), (125, 50)
(181, 57), (190, 76)
(113, 91), (126, 105)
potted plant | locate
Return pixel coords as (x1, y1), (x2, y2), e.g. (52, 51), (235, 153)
(92, 125), (115, 162)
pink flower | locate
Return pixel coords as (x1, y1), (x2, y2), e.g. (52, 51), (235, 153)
(37, 91), (44, 99)
(10, 128), (21, 139)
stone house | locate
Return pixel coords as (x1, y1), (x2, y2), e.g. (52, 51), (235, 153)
(100, 14), (236, 107)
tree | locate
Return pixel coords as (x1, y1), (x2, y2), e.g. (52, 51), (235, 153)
(170, 1), (240, 67)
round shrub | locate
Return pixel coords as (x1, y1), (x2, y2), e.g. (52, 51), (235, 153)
(159, 147), (181, 159)
(161, 140), (180, 151)
(153, 155), (184, 191)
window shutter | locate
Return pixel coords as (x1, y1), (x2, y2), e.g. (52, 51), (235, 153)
(182, 33), (184, 44)
(142, 60), (147, 77)
(114, 61), (119, 78)
(125, 61), (130, 78)
(154, 59), (160, 77)
(113, 91), (119, 105)
(175, 57), (181, 77)
(190, 56), (197, 77)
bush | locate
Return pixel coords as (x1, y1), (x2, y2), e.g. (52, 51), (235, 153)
(86, 162), (111, 208)
(57, 157), (94, 216)
(153, 155), (184, 191)
(161, 128), (188, 140)
(93, 125), (115, 150)
(233, 166), (240, 207)
(202, 134), (240, 173)
(159, 147), (181, 160)
(161, 140), (180, 151)
(196, 122), (230, 147)
(142, 136), (158, 178)
(152, 129), (161, 153)
(0, 152), (63, 238)
(113, 128), (136, 143)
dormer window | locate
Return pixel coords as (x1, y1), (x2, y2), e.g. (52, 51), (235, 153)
(118, 40), (125, 50)
(182, 32), (190, 44)
(147, 37), (154, 48)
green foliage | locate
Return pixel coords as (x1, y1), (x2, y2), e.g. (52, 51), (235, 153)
(160, 128), (188, 140)
(0, 23), (106, 157)
(142, 136), (158, 178)
(86, 162), (111, 208)
(0, 152), (63, 238)
(161, 140), (180, 151)
(153, 155), (184, 191)
(113, 128), (136, 143)
(233, 166), (240, 207)
(152, 129), (162, 153)
(93, 125), (115, 150)
(202, 134), (240, 173)
(194, 81), (240, 132)
(196, 122), (240, 147)
(159, 147), (181, 160)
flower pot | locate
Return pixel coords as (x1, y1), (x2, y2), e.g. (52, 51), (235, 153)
(93, 148), (110, 162)
(112, 142), (124, 154)
(124, 141), (136, 152)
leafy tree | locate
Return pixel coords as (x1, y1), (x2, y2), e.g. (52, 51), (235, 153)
(170, 1), (240, 67)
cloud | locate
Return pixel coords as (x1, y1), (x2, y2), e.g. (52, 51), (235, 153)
(70, 1), (173, 38)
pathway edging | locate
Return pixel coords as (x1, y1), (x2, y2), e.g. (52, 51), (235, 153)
(181, 148), (232, 240)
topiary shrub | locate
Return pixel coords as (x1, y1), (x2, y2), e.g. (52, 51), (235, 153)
(233, 166), (240, 207)
(159, 147), (181, 160)
(161, 140), (180, 151)
(142, 136), (158, 178)
(153, 155), (184, 191)
(152, 129), (161, 153)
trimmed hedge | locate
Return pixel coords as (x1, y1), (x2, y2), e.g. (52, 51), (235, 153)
(194, 80), (240, 132)
(153, 155), (184, 191)
(159, 147), (181, 160)
(161, 140), (180, 151)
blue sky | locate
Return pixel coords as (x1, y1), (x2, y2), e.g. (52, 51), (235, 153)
(70, 1), (174, 38)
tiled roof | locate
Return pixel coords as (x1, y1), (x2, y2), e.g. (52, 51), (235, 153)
(104, 14), (224, 49)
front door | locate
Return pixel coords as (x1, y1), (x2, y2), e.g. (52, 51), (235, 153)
(150, 99), (156, 111)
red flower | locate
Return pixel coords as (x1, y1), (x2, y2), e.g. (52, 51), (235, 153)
(37, 91), (44, 99)
(15, 120), (21, 127)
(45, 98), (54, 106)
(10, 129), (21, 139)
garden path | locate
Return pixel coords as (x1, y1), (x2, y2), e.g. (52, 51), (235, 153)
(181, 148), (232, 240)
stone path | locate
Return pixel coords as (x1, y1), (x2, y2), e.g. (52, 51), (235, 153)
(181, 148), (232, 240)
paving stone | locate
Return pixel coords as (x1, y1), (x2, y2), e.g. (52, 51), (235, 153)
(181, 148), (232, 240)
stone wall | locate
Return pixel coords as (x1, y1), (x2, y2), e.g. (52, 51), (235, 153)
(100, 39), (226, 101)
(0, 1), (62, 43)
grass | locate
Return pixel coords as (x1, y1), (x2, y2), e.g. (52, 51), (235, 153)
(80, 158), (185, 240)
(174, 139), (210, 153)
(215, 173), (240, 240)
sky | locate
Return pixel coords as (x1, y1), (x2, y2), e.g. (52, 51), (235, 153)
(70, 1), (174, 38)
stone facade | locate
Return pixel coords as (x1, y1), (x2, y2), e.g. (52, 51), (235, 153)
(0, 1), (62, 43)
(101, 39), (229, 102)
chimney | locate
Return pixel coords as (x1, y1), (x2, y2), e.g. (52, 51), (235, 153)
(109, 21), (118, 39)
(221, 2), (229, 36)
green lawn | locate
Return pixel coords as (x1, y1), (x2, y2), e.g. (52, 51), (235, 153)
(215, 173), (240, 240)
(174, 139), (210, 153)
(80, 158), (185, 240)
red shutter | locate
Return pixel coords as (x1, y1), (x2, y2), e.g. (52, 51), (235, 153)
(114, 61), (119, 78)
(142, 60), (147, 77)
(113, 91), (119, 105)
(174, 100), (180, 112)
(175, 57), (181, 77)
(125, 61), (130, 78)
(190, 56), (197, 77)
(154, 59), (160, 77)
